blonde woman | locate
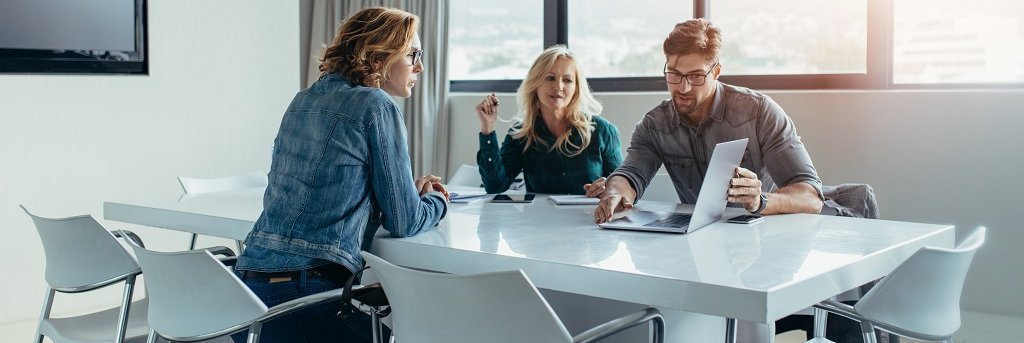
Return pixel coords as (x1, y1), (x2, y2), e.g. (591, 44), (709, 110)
(475, 45), (623, 195)
(233, 7), (447, 342)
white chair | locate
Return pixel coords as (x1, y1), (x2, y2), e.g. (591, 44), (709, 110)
(448, 164), (482, 187)
(806, 226), (987, 343)
(124, 237), (352, 343)
(361, 251), (665, 343)
(641, 173), (677, 203)
(22, 205), (150, 343)
(178, 171), (267, 251)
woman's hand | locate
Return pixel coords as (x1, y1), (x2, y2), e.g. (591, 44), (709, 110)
(415, 175), (442, 196)
(583, 177), (607, 198)
(475, 93), (499, 134)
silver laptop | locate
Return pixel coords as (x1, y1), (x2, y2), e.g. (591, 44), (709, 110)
(599, 138), (748, 234)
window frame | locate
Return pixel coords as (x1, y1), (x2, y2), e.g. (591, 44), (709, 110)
(449, 0), (1024, 92)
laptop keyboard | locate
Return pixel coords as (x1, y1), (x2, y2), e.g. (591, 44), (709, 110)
(645, 213), (692, 228)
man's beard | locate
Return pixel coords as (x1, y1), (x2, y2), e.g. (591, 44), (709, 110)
(672, 93), (698, 115)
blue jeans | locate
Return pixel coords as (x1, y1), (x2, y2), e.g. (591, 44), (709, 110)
(230, 268), (383, 343)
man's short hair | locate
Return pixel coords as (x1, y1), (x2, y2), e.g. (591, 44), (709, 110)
(663, 18), (722, 62)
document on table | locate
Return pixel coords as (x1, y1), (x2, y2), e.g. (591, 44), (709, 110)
(450, 191), (489, 203)
(549, 195), (600, 205)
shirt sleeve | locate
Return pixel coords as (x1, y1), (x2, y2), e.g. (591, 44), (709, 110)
(610, 116), (664, 199)
(756, 96), (824, 199)
(476, 129), (522, 193)
(368, 101), (447, 238)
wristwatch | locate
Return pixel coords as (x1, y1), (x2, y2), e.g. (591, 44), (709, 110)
(751, 193), (768, 214)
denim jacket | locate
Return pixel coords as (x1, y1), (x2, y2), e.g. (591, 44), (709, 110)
(237, 73), (447, 274)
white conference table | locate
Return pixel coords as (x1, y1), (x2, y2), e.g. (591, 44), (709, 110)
(105, 187), (954, 342)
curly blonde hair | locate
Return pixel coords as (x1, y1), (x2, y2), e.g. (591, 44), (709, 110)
(319, 7), (419, 88)
(513, 45), (602, 157)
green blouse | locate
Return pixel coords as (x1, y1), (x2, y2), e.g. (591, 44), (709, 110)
(477, 115), (623, 195)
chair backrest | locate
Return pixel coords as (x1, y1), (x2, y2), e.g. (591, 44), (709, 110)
(125, 240), (268, 341)
(854, 226), (986, 337)
(448, 164), (482, 187)
(822, 183), (880, 219)
(361, 252), (573, 343)
(22, 205), (140, 292)
(178, 171), (268, 194)
(642, 173), (678, 203)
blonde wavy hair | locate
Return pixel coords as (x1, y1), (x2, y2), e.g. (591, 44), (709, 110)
(512, 45), (602, 157)
(318, 7), (419, 87)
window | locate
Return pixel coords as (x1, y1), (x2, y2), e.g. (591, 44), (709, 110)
(712, 0), (866, 75)
(567, 0), (691, 78)
(448, 0), (1023, 91)
(893, 0), (1024, 84)
(448, 0), (542, 80)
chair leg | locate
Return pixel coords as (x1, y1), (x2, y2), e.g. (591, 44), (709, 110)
(859, 320), (877, 343)
(35, 288), (55, 343)
(372, 311), (384, 343)
(651, 314), (665, 343)
(147, 329), (158, 343)
(189, 233), (199, 250)
(812, 307), (828, 338)
(247, 322), (263, 343)
(236, 240), (245, 254)
(724, 318), (737, 343)
(114, 275), (138, 343)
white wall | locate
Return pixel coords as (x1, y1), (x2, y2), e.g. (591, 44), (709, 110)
(0, 0), (298, 335)
(448, 89), (1024, 323)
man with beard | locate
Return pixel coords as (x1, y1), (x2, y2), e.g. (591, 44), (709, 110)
(590, 18), (823, 224)
(587, 18), (827, 342)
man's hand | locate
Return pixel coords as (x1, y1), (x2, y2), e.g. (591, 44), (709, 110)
(729, 167), (763, 212)
(594, 176), (637, 224)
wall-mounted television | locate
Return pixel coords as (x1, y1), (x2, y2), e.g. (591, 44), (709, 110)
(0, 0), (148, 75)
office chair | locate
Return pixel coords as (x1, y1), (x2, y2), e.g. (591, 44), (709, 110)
(806, 226), (986, 343)
(124, 237), (364, 343)
(448, 164), (483, 187)
(361, 251), (665, 343)
(177, 170), (267, 252)
(22, 205), (150, 343)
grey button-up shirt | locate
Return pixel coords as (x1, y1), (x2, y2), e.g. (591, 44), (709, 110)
(611, 82), (822, 204)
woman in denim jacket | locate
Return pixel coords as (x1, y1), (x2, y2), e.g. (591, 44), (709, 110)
(232, 7), (448, 342)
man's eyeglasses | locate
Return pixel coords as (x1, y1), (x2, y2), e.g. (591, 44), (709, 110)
(404, 49), (424, 66)
(664, 61), (718, 86)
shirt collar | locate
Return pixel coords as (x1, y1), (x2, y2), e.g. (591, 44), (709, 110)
(669, 82), (725, 130)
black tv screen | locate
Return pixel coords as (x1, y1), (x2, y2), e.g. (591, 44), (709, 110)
(0, 0), (148, 75)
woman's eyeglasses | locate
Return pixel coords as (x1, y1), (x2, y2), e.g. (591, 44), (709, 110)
(405, 49), (424, 66)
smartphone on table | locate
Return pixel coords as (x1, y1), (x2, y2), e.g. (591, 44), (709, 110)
(491, 194), (536, 203)
(727, 214), (765, 224)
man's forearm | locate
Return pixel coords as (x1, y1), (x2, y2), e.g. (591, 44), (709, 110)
(761, 182), (823, 215)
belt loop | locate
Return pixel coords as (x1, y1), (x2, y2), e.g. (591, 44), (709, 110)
(299, 269), (308, 289)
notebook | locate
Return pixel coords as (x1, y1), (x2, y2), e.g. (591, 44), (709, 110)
(449, 191), (488, 203)
(549, 195), (601, 205)
(598, 138), (748, 234)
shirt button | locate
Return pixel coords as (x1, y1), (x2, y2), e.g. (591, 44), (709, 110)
(487, 158), (492, 162)
(562, 173), (566, 176)
(487, 140), (491, 144)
